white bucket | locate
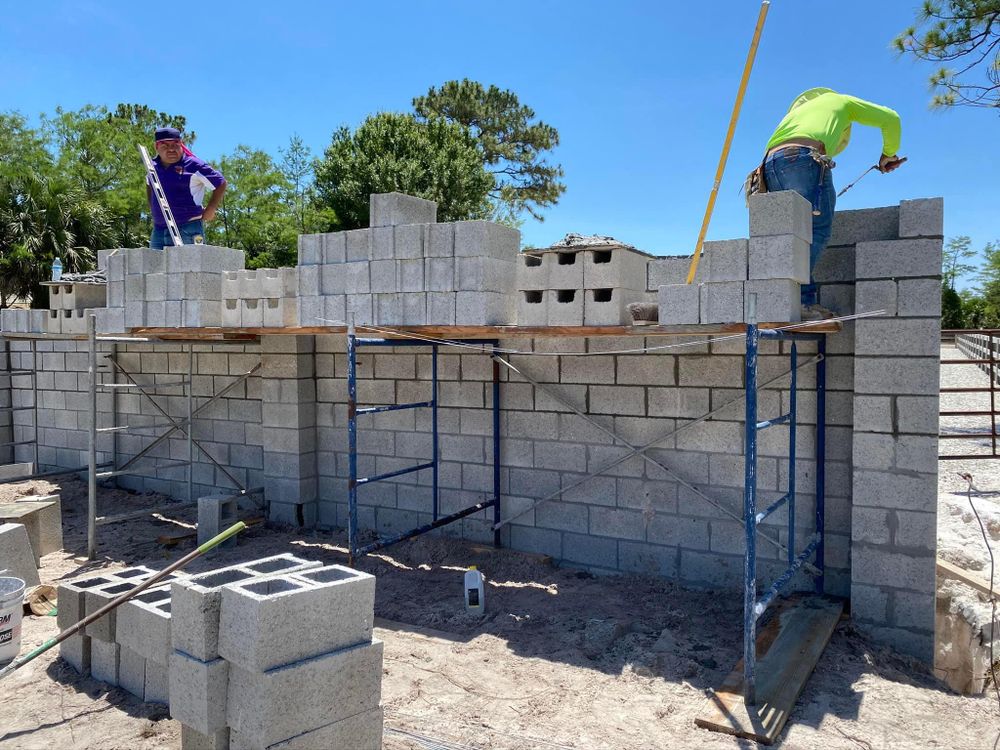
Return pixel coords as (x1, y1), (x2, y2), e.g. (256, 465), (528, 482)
(0, 577), (26, 666)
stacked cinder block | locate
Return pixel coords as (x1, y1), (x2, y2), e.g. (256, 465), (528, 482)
(104, 245), (244, 331)
(169, 554), (323, 748)
(0, 494), (62, 565)
(657, 190), (810, 324)
(45, 280), (106, 335)
(0, 522), (40, 586)
(517, 236), (650, 326)
(56, 566), (157, 678)
(221, 268), (299, 328)
(0, 308), (47, 334)
(297, 193), (519, 327)
(222, 564), (382, 750)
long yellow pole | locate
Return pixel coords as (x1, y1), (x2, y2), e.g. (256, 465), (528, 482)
(686, 0), (771, 284)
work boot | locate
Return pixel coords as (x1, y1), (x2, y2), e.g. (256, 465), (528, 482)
(800, 304), (836, 321)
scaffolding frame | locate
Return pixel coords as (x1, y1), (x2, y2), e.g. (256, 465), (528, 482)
(0, 335), (39, 470)
(346, 324), (501, 563)
(85, 316), (261, 558)
(741, 322), (827, 705)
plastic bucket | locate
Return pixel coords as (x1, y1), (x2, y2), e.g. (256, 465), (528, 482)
(0, 577), (26, 666)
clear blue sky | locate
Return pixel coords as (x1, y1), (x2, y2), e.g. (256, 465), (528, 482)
(2, 1), (996, 289)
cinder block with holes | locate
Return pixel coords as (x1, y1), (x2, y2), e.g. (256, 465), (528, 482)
(517, 290), (547, 326)
(117, 585), (175, 666)
(170, 554), (321, 661)
(546, 288), (584, 326)
(241, 299), (264, 328)
(516, 252), (548, 290)
(170, 650), (230, 735)
(547, 250), (584, 288)
(263, 298), (298, 327)
(222, 299), (241, 327)
(82, 567), (158, 642)
(583, 287), (645, 325)
(583, 247), (648, 290)
(218, 565), (375, 672)
(198, 495), (238, 550)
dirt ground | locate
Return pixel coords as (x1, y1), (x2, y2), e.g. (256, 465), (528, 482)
(1, 474), (998, 750)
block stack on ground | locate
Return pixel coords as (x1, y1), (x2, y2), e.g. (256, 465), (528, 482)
(517, 234), (650, 326)
(657, 189), (811, 324)
(297, 192), (519, 327)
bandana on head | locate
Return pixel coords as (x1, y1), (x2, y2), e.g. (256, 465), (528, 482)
(154, 126), (195, 156)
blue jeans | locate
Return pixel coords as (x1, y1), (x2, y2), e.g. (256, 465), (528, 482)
(150, 219), (205, 250)
(763, 147), (835, 306)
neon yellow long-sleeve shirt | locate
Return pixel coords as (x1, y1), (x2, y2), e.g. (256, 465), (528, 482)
(766, 88), (901, 157)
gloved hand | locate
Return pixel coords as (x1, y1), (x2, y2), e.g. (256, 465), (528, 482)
(878, 154), (907, 173)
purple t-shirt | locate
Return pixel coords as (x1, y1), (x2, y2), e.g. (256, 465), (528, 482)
(148, 153), (226, 228)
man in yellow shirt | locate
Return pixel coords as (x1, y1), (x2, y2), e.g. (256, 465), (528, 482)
(762, 88), (905, 319)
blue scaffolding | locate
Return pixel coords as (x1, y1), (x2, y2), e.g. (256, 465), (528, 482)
(346, 326), (501, 564)
(741, 322), (827, 705)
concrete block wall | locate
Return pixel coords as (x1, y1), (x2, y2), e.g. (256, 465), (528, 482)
(222, 269), (298, 328)
(46, 281), (106, 334)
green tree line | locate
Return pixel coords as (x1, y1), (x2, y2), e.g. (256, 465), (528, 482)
(0, 80), (565, 306)
(942, 235), (1000, 329)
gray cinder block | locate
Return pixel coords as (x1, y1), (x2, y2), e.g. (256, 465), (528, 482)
(222, 299), (241, 328)
(165, 300), (183, 328)
(346, 294), (374, 326)
(427, 292), (456, 325)
(344, 229), (370, 262)
(117, 587), (174, 666)
(398, 259), (424, 292)
(169, 651), (230, 735)
(45, 309), (62, 335)
(749, 190), (812, 243)
(145, 301), (167, 328)
(94, 307), (125, 333)
(107, 280), (124, 308)
(647, 255), (701, 290)
(749, 235), (809, 283)
(374, 294), (401, 326)
(516, 252), (547, 291)
(241, 299), (264, 328)
(370, 226), (394, 260)
(56, 573), (121, 635)
(297, 234), (322, 266)
(546, 289), (583, 326)
(125, 274), (145, 301)
(182, 297), (222, 327)
(547, 251), (584, 288)
(829, 206), (899, 246)
(454, 221), (520, 260)
(370, 192), (437, 228)
(425, 257), (455, 292)
(456, 257), (515, 293)
(323, 262), (370, 295)
(165, 245), (246, 274)
(125, 301), (146, 328)
(855, 239), (942, 280)
(59, 634), (91, 675)
(144, 658), (170, 704)
(91, 638), (120, 685)
(744, 279), (801, 322)
(198, 495), (238, 549)
(898, 198), (943, 239)
(394, 223), (426, 260)
(0, 522), (40, 586)
(657, 284), (700, 324)
(584, 288), (645, 326)
(369, 260), (396, 294)
(428, 222), (455, 257)
(322, 233), (347, 265)
(297, 265), (320, 297)
(517, 290), (547, 326)
(119, 645), (146, 698)
(703, 239), (748, 282)
(84, 568), (157, 642)
(454, 291), (514, 325)
(0, 495), (62, 564)
(67, 283), (107, 309)
(226, 640), (384, 750)
(106, 250), (125, 282)
(583, 247), (648, 290)
(181, 726), (230, 750)
(239, 706), (383, 750)
(237, 270), (262, 299)
(263, 298), (298, 328)
(170, 555), (320, 661)
(699, 281), (744, 324)
(218, 565), (375, 672)
(124, 247), (166, 275)
(402, 293), (427, 325)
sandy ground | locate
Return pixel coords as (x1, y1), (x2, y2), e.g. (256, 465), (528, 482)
(0, 475), (997, 750)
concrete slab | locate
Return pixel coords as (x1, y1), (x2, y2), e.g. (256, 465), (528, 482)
(0, 523), (39, 586)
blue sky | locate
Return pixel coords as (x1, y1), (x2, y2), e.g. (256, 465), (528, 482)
(2, 1), (996, 289)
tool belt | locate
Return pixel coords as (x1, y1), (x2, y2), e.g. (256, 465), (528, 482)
(743, 140), (835, 208)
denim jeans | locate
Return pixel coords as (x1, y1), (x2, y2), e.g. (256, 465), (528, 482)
(149, 219), (205, 250)
(763, 147), (836, 306)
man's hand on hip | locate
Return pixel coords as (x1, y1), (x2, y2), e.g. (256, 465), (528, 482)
(201, 206), (217, 222)
(878, 154), (907, 173)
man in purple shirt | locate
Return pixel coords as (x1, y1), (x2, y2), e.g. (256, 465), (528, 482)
(147, 127), (227, 250)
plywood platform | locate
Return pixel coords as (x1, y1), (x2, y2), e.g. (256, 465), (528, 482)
(695, 596), (845, 745)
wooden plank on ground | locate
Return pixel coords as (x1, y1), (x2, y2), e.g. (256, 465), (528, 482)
(937, 558), (1000, 600)
(695, 596), (844, 745)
